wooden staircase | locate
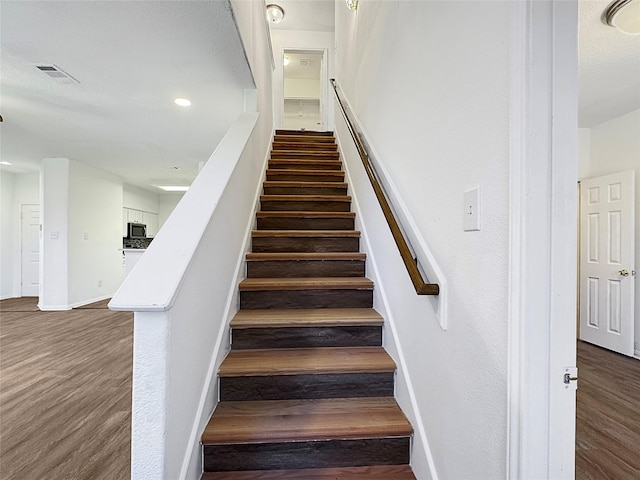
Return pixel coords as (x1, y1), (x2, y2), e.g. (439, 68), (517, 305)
(201, 130), (416, 479)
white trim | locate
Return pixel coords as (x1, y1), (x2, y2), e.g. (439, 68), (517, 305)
(507, 1), (578, 478)
(635, 349), (640, 360)
(38, 293), (113, 311)
(177, 140), (270, 480)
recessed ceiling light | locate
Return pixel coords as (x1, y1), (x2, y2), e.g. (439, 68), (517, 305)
(157, 185), (190, 192)
(0, 161), (12, 166)
(174, 98), (191, 107)
(283, 56), (290, 66)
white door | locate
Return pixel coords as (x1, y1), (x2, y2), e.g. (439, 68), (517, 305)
(580, 171), (635, 356)
(21, 204), (40, 296)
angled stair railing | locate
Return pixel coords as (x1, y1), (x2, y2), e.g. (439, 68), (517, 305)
(331, 79), (439, 296)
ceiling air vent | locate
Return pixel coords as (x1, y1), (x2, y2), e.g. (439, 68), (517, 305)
(33, 64), (80, 84)
(299, 59), (311, 67)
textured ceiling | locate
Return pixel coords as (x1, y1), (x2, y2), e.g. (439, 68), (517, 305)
(269, 0), (335, 32)
(579, 0), (640, 127)
(0, 0), (254, 191)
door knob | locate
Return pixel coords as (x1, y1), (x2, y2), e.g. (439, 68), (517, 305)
(619, 269), (630, 277)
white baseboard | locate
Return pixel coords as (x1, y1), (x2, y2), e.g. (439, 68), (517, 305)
(634, 349), (640, 360)
(38, 293), (114, 311)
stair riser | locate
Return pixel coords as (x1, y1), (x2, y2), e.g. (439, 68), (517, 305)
(240, 289), (373, 309)
(252, 237), (360, 253)
(231, 326), (382, 349)
(220, 373), (394, 402)
(268, 161), (342, 171)
(203, 437), (410, 472)
(273, 143), (338, 151)
(276, 129), (334, 136)
(247, 260), (365, 278)
(271, 152), (340, 160)
(263, 186), (347, 196)
(274, 136), (335, 144)
(260, 200), (351, 212)
(257, 217), (355, 230)
(266, 171), (344, 182)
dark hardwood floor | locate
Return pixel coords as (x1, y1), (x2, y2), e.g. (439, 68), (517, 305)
(0, 297), (133, 479)
(1, 297), (637, 479)
(576, 340), (640, 480)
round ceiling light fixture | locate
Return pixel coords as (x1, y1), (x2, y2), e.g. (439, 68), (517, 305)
(283, 56), (290, 66)
(174, 98), (192, 107)
(603, 0), (640, 35)
(266, 4), (285, 24)
(346, 0), (359, 11)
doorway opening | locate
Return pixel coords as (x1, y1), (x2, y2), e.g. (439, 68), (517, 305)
(282, 50), (326, 132)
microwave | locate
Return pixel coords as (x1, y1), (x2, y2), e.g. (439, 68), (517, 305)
(127, 222), (147, 239)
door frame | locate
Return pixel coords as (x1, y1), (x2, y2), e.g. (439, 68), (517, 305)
(276, 47), (328, 131)
(20, 203), (40, 297)
(507, 1), (578, 478)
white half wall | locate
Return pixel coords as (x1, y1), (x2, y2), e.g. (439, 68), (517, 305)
(271, 29), (335, 131)
(159, 194), (184, 228)
(583, 109), (640, 354)
(335, 1), (510, 478)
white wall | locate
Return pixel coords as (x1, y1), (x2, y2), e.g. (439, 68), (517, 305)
(335, 2), (510, 478)
(159, 194), (184, 228)
(68, 161), (123, 306)
(0, 171), (16, 299)
(40, 158), (123, 309)
(583, 109), (640, 354)
(123, 184), (160, 213)
(284, 78), (320, 98)
(271, 30), (335, 131)
(578, 128), (591, 180)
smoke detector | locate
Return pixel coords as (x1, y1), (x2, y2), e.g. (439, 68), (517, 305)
(33, 64), (80, 84)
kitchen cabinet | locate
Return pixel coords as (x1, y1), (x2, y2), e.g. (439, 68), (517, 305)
(143, 212), (159, 238)
(128, 209), (144, 224)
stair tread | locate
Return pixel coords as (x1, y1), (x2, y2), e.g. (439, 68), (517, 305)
(252, 230), (360, 237)
(246, 252), (366, 261)
(276, 129), (334, 135)
(220, 346), (395, 377)
(231, 308), (383, 328)
(201, 465), (416, 479)
(239, 277), (373, 291)
(256, 211), (355, 218)
(271, 151), (340, 157)
(202, 397), (412, 444)
(261, 195), (351, 202)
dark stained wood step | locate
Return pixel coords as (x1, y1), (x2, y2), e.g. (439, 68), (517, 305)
(220, 347), (394, 377)
(266, 169), (344, 183)
(262, 181), (348, 196)
(201, 464), (416, 479)
(202, 397), (412, 444)
(272, 141), (338, 151)
(268, 159), (342, 171)
(230, 308), (383, 349)
(219, 347), (395, 401)
(230, 308), (383, 328)
(239, 277), (373, 309)
(251, 230), (360, 253)
(274, 135), (336, 144)
(204, 437), (410, 473)
(271, 151), (340, 160)
(276, 129), (334, 136)
(260, 195), (351, 213)
(256, 211), (355, 231)
(246, 252), (365, 278)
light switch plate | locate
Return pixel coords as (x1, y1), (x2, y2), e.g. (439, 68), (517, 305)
(463, 187), (481, 231)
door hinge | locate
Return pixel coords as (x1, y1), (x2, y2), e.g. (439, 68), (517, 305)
(563, 367), (578, 391)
